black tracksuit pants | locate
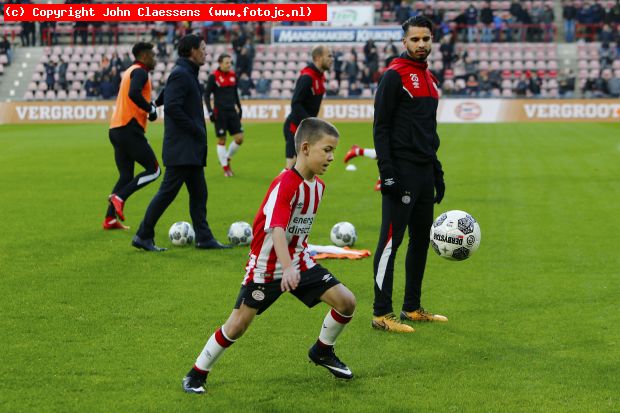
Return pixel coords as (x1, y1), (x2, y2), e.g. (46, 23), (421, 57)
(373, 161), (436, 317)
(136, 165), (214, 244)
(106, 121), (160, 218)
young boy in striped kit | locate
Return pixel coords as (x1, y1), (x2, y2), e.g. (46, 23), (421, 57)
(182, 118), (356, 394)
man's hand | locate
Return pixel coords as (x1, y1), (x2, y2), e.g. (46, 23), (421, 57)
(148, 103), (157, 121)
(434, 176), (445, 204)
(380, 175), (400, 198)
(280, 266), (300, 292)
(208, 111), (216, 123)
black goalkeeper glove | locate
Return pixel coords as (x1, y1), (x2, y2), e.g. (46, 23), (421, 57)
(434, 173), (445, 204)
(148, 103), (157, 122)
(237, 107), (243, 120)
(380, 174), (400, 198)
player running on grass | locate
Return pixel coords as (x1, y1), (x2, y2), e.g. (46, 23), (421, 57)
(104, 42), (163, 230)
(204, 53), (244, 177)
(182, 118), (356, 394)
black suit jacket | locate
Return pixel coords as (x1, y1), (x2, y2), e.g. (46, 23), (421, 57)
(162, 58), (207, 167)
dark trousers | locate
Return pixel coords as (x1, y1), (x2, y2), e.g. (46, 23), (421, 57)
(137, 165), (214, 243)
(373, 161), (435, 316)
(106, 122), (160, 218)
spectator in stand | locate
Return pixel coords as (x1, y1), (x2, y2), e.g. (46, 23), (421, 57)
(609, 1), (620, 27)
(558, 69), (576, 98)
(85, 73), (100, 98)
(74, 21), (88, 45)
(236, 47), (251, 78)
(576, 2), (594, 41)
(333, 49), (344, 87)
(529, 72), (542, 97)
(0, 36), (11, 65)
(480, 1), (494, 43)
(439, 34), (455, 70)
(453, 7), (468, 42)
(590, 0), (605, 38)
(231, 30), (247, 63)
(157, 35), (168, 59)
(478, 70), (494, 97)
(20, 22), (31, 47)
(44, 61), (56, 91)
(244, 36), (256, 76)
(109, 66), (121, 96)
(607, 71), (620, 97)
(465, 3), (478, 42)
(542, 5), (555, 42)
(583, 71), (610, 97)
(238, 73), (254, 99)
(107, 23), (119, 45)
(100, 74), (115, 99)
(395, 0), (411, 24)
(530, 2), (545, 42)
(344, 53), (359, 84)
(348, 81), (362, 97)
(599, 42), (616, 68)
(423, 5), (444, 40)
(326, 81), (339, 97)
(599, 24), (614, 43)
(463, 53), (477, 77)
(515, 73), (529, 96)
(91, 21), (104, 44)
(121, 52), (132, 71)
(58, 58), (68, 91)
(360, 67), (372, 91)
(563, 0), (577, 42)
(465, 74), (479, 96)
(255, 74), (271, 98)
(384, 39), (398, 60)
(166, 22), (176, 44)
(110, 51), (123, 73)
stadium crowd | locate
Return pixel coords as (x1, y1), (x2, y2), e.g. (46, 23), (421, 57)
(3, 0), (620, 99)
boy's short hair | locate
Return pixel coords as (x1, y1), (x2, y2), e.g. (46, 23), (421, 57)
(218, 53), (231, 63)
(132, 42), (153, 59)
(294, 117), (339, 153)
(178, 34), (202, 58)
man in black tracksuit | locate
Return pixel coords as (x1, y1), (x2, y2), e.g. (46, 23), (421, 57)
(371, 16), (447, 333)
(132, 34), (230, 251)
(283, 45), (333, 169)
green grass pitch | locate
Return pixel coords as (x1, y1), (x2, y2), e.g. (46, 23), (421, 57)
(0, 121), (618, 412)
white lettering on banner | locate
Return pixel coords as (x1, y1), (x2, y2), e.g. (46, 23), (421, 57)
(14, 105), (111, 121)
(524, 103), (620, 119)
(243, 104), (282, 120)
(323, 104), (374, 119)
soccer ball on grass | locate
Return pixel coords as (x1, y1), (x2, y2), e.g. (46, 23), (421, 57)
(330, 222), (357, 247)
(430, 210), (481, 261)
(168, 221), (195, 246)
(228, 221), (253, 246)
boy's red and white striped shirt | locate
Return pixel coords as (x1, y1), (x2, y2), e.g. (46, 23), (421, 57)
(243, 168), (325, 285)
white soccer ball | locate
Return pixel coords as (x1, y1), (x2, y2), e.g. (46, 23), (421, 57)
(430, 210), (481, 261)
(330, 222), (357, 247)
(168, 221), (195, 246)
(228, 221), (253, 246)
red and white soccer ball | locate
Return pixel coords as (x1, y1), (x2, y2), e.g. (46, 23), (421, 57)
(228, 221), (253, 246)
(330, 222), (357, 247)
(430, 210), (481, 261)
(168, 221), (195, 246)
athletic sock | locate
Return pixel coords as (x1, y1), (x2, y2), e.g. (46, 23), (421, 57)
(195, 327), (236, 371)
(216, 144), (228, 167)
(318, 308), (353, 349)
(363, 148), (376, 159)
(227, 141), (241, 159)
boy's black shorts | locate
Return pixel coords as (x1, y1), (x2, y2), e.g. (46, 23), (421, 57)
(234, 264), (341, 315)
(214, 110), (243, 137)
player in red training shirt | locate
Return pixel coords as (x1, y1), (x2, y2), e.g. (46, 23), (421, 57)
(182, 117), (356, 394)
